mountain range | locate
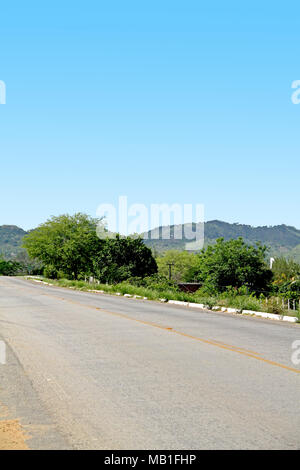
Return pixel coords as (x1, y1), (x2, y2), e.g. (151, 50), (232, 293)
(1, 221), (300, 262)
(143, 220), (300, 261)
(0, 225), (28, 259)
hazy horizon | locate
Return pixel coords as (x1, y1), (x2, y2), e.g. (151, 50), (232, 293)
(2, 218), (300, 234)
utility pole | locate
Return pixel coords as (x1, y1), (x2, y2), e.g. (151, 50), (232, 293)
(167, 263), (174, 281)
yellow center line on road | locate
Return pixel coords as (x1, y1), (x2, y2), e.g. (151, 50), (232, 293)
(32, 289), (300, 375)
(6, 280), (300, 375)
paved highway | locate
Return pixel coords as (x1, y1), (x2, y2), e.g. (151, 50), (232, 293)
(0, 276), (299, 449)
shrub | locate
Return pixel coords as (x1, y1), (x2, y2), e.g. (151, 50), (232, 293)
(194, 237), (273, 294)
(265, 298), (284, 315)
(43, 265), (58, 279)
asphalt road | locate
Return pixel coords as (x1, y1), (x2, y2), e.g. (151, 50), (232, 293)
(0, 276), (299, 449)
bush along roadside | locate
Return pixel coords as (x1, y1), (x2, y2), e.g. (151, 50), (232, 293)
(25, 276), (300, 323)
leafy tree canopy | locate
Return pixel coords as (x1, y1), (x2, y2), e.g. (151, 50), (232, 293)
(0, 257), (23, 275)
(192, 237), (273, 294)
(23, 213), (103, 279)
(93, 234), (157, 283)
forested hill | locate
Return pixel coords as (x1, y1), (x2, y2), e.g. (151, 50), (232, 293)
(1, 220), (300, 262)
(143, 220), (300, 260)
(205, 220), (300, 246)
(0, 225), (28, 258)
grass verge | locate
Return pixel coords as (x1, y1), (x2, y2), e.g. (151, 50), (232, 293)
(25, 277), (300, 320)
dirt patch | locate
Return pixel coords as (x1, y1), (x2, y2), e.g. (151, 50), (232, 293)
(0, 419), (29, 450)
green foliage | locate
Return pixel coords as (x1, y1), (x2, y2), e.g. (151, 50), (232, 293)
(13, 250), (43, 275)
(265, 298), (284, 315)
(156, 250), (198, 282)
(272, 258), (300, 300)
(0, 258), (23, 275)
(127, 274), (179, 292)
(39, 277), (193, 302)
(23, 213), (103, 279)
(272, 257), (300, 282)
(4, 220), (300, 263)
(93, 234), (157, 283)
(0, 250), (42, 276)
(192, 237), (273, 294)
(276, 284), (300, 301)
(43, 264), (59, 279)
(37, 277), (266, 313)
(37, 275), (298, 317)
(17, 210), (298, 308)
(22, 214), (158, 282)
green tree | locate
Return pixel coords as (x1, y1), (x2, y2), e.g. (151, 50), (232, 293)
(23, 213), (103, 279)
(272, 257), (300, 299)
(272, 257), (300, 282)
(93, 234), (157, 283)
(0, 257), (23, 275)
(156, 250), (199, 282)
(192, 237), (273, 294)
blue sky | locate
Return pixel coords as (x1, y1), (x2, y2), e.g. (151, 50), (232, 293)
(0, 1), (299, 230)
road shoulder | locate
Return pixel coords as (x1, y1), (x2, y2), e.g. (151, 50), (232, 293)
(0, 334), (71, 450)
